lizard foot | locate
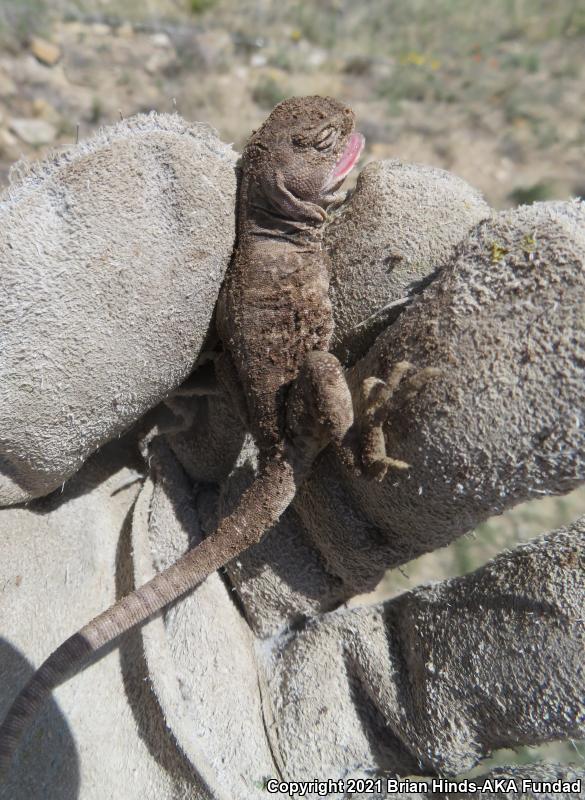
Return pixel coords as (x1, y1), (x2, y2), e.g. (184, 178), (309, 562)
(357, 361), (441, 481)
(286, 351), (355, 473)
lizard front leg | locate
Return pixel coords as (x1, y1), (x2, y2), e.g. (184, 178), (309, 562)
(286, 354), (440, 483)
(285, 350), (355, 474)
(271, 171), (328, 225)
(355, 363), (441, 481)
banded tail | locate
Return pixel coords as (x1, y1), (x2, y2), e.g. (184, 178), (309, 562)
(0, 457), (298, 776)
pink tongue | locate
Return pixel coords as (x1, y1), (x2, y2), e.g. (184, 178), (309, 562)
(325, 132), (365, 189)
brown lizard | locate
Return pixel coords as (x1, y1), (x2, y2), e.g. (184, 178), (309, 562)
(0, 96), (422, 773)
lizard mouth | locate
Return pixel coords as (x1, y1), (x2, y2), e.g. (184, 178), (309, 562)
(323, 132), (365, 191)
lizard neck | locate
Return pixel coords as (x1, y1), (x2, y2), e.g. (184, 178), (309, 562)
(237, 175), (324, 252)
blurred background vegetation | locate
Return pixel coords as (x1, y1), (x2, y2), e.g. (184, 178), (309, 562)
(0, 0), (583, 776)
(1, 0), (584, 204)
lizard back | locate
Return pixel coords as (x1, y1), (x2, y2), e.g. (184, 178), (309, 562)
(216, 95), (364, 456)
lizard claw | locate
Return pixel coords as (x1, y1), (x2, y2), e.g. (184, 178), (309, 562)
(356, 361), (440, 481)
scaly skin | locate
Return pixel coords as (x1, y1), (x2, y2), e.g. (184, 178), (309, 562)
(216, 95), (359, 458)
(0, 96), (414, 774)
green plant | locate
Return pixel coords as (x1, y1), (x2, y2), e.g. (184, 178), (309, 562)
(377, 58), (454, 113)
(188, 0), (216, 13)
(252, 76), (288, 110)
(343, 56), (372, 76)
(291, 2), (340, 48)
(0, 0), (48, 48)
(509, 182), (553, 206)
(503, 52), (540, 72)
(269, 48), (293, 72)
(90, 97), (103, 124)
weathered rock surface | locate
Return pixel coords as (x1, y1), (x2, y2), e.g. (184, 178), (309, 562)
(29, 37), (61, 67)
(9, 117), (56, 145)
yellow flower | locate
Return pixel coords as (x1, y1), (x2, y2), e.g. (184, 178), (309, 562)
(401, 51), (426, 66)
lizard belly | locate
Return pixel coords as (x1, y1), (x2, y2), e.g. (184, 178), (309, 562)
(219, 246), (334, 453)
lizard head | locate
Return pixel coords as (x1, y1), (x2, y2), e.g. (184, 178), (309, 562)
(243, 95), (365, 226)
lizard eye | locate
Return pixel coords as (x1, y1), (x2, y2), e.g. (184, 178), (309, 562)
(314, 126), (337, 151)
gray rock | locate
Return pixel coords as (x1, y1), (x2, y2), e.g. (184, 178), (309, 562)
(29, 36), (61, 66)
(0, 71), (16, 97)
(9, 117), (57, 145)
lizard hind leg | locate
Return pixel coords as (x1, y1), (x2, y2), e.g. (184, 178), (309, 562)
(214, 349), (251, 429)
(285, 351), (355, 475)
(358, 362), (441, 482)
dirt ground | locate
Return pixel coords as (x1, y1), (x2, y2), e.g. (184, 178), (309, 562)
(1, 0), (583, 771)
